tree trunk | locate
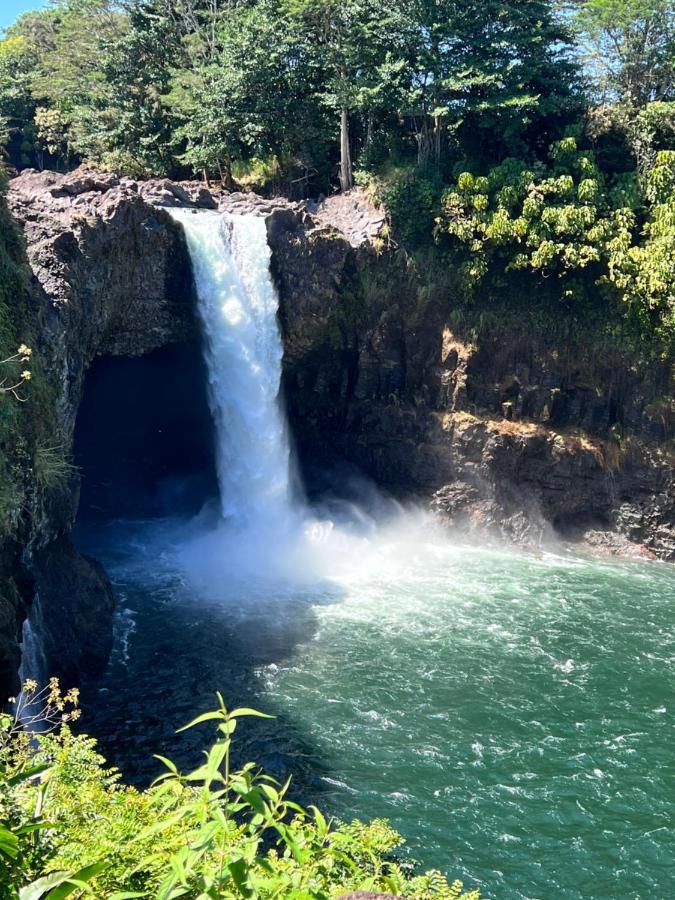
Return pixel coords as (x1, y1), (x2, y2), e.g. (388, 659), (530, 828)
(433, 114), (442, 169)
(339, 107), (353, 192)
(366, 110), (374, 152)
(224, 157), (234, 191)
(416, 116), (433, 169)
(217, 157), (234, 191)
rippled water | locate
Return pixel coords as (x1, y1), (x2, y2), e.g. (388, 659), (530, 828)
(78, 515), (675, 900)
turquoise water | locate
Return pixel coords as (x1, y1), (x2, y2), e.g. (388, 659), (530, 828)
(78, 515), (675, 899)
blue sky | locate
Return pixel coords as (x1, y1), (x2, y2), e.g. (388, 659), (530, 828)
(1, 1), (49, 32)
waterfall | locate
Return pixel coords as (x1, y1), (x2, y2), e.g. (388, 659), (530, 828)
(18, 612), (46, 687)
(169, 209), (293, 530)
(169, 207), (405, 592)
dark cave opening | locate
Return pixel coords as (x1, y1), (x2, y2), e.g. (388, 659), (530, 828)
(73, 342), (218, 521)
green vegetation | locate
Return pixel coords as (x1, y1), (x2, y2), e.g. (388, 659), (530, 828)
(32, 445), (78, 493)
(1, 1), (675, 351)
(0, 174), (60, 538)
(437, 137), (675, 349)
(1, 682), (479, 899)
(0, 0), (580, 183)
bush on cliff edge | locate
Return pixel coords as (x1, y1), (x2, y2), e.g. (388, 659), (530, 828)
(0, 681), (480, 899)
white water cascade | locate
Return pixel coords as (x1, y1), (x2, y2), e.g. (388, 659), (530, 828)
(169, 209), (294, 531)
(169, 207), (427, 592)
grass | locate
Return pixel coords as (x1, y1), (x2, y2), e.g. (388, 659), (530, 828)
(33, 444), (79, 491)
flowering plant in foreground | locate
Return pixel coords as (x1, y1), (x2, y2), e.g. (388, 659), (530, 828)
(0, 345), (32, 401)
(0, 682), (480, 899)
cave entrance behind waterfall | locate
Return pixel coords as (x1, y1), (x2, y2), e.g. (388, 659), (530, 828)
(73, 342), (218, 521)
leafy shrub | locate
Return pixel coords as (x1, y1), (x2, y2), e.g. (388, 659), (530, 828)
(439, 137), (628, 293)
(437, 137), (675, 353)
(607, 150), (675, 342)
(1, 683), (481, 899)
(366, 167), (442, 248)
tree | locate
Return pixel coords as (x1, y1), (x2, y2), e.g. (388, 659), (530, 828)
(285, 0), (409, 191)
(385, 0), (581, 170)
(27, 0), (127, 165)
(571, 0), (675, 106)
(0, 35), (35, 162)
(162, 0), (320, 185)
(395, 0), (462, 169)
(447, 0), (581, 161)
(88, 0), (179, 176)
(0, 1), (126, 170)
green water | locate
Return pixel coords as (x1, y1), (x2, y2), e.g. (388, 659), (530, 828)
(79, 517), (675, 899)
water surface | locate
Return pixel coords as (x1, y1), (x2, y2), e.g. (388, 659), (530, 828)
(78, 516), (675, 900)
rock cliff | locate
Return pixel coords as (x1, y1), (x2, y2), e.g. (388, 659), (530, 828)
(2, 169), (198, 695)
(1, 166), (672, 699)
(268, 208), (674, 559)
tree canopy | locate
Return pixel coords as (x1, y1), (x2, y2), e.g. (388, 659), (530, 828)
(0, 0), (581, 182)
(1, 0), (675, 350)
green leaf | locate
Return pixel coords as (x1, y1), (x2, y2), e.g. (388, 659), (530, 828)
(228, 857), (253, 898)
(14, 822), (49, 837)
(176, 710), (223, 733)
(274, 823), (306, 864)
(260, 783), (280, 803)
(228, 708), (275, 719)
(44, 862), (110, 899)
(137, 809), (187, 840)
(20, 873), (69, 900)
(205, 740), (227, 781)
(217, 720), (237, 736)
(8, 762), (51, 786)
(309, 805), (326, 833)
(0, 823), (19, 859)
(153, 754), (179, 774)
(169, 850), (188, 886)
(329, 849), (359, 873)
(108, 894), (147, 899)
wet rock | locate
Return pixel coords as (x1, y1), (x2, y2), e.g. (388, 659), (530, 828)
(582, 529), (658, 560)
(31, 537), (114, 684)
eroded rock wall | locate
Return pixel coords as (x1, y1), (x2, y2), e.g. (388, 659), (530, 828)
(2, 167), (673, 700)
(268, 210), (674, 560)
(2, 168), (199, 695)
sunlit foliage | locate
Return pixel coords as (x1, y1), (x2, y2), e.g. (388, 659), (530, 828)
(1, 686), (480, 898)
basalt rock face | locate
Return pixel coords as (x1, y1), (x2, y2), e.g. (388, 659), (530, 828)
(3, 167), (202, 696)
(2, 167), (307, 697)
(2, 168), (674, 699)
(268, 209), (674, 560)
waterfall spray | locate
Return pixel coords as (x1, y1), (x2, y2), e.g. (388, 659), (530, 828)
(169, 207), (427, 592)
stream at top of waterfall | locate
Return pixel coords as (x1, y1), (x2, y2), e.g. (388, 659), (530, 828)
(71, 210), (675, 899)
